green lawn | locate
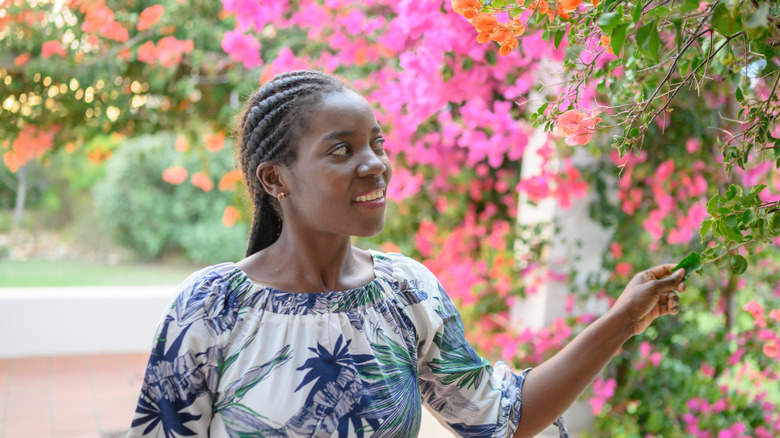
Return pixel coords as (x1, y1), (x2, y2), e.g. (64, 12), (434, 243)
(0, 260), (201, 287)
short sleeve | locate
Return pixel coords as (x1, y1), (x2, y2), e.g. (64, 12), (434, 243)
(392, 256), (567, 438)
(127, 268), (229, 436)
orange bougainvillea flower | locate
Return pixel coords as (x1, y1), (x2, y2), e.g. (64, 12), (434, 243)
(218, 169), (243, 191)
(174, 135), (189, 152)
(451, 0), (482, 18)
(41, 40), (67, 58)
(499, 37), (519, 56)
(204, 131), (225, 153)
(14, 53), (30, 66)
(559, 0), (582, 12)
(556, 109), (602, 145)
(137, 41), (157, 64)
(470, 12), (498, 33)
(556, 109), (585, 136)
(490, 28), (512, 45)
(222, 205), (240, 227)
(591, 0), (599, 6)
(528, 0), (549, 14)
(477, 31), (491, 43)
(191, 172), (214, 192)
(100, 20), (128, 42)
(556, 3), (571, 20)
(600, 34), (615, 55)
(162, 166), (188, 184)
(137, 4), (164, 31)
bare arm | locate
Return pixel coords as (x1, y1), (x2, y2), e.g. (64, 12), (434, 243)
(513, 264), (687, 438)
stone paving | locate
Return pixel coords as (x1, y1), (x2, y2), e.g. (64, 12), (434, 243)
(0, 353), (147, 437)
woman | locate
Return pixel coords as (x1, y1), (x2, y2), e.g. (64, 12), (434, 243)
(127, 70), (685, 437)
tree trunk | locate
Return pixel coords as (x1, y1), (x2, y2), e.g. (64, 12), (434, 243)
(13, 164), (27, 224)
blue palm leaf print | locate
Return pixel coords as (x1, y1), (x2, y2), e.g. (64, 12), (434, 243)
(358, 331), (421, 437)
(289, 334), (377, 437)
(131, 317), (206, 436)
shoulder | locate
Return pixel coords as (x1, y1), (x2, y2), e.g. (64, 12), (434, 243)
(167, 263), (255, 333)
(371, 250), (443, 306)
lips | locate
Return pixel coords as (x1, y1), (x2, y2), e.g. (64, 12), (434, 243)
(352, 189), (384, 202)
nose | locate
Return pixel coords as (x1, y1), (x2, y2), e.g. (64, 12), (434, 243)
(356, 148), (387, 178)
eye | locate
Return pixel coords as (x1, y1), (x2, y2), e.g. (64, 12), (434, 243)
(331, 144), (350, 156)
(372, 138), (386, 153)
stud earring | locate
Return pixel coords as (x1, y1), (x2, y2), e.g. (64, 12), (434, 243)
(277, 192), (287, 201)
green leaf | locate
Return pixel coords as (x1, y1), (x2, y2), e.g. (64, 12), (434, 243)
(681, 0), (699, 13)
(729, 255), (748, 275)
(706, 193), (719, 215)
(636, 21), (660, 63)
(598, 12), (622, 35)
(673, 252), (703, 279)
(741, 208), (756, 226)
(631, 2), (642, 23)
(735, 87), (744, 102)
(771, 212), (780, 233)
(726, 184), (743, 200)
(719, 218), (744, 242)
(699, 218), (712, 242)
(554, 29), (566, 50)
(744, 2), (769, 40)
(711, 2), (743, 36)
(611, 23), (629, 56)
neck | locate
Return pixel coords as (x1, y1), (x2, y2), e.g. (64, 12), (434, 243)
(246, 225), (366, 293)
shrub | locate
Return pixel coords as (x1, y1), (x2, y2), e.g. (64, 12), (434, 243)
(93, 133), (247, 263)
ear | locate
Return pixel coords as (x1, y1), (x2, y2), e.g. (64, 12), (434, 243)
(256, 162), (287, 199)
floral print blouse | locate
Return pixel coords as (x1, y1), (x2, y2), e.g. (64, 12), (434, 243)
(127, 251), (567, 437)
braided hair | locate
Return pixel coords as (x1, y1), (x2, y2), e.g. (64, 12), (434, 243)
(236, 70), (352, 257)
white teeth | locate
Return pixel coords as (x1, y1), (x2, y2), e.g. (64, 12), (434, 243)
(354, 189), (384, 202)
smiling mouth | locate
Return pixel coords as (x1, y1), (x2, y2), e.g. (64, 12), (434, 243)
(352, 189), (384, 202)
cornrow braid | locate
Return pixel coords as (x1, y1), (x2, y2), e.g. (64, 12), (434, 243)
(236, 70), (353, 256)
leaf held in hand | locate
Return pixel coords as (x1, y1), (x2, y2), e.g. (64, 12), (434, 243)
(672, 251), (702, 279)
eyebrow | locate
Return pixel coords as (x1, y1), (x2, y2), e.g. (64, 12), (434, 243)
(320, 126), (382, 143)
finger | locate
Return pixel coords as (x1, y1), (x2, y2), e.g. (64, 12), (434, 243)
(677, 282), (687, 293)
(658, 291), (680, 315)
(645, 263), (678, 280)
(647, 268), (685, 293)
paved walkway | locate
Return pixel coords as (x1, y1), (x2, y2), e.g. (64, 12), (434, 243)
(0, 353), (147, 438)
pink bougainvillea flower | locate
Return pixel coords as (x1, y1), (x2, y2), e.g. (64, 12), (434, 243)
(764, 340), (780, 359)
(589, 377), (617, 415)
(191, 172), (214, 192)
(744, 300), (766, 326)
(222, 205), (240, 227)
(221, 30), (262, 69)
(41, 40), (67, 58)
(769, 308), (780, 323)
(162, 166), (188, 185)
(137, 5), (165, 31)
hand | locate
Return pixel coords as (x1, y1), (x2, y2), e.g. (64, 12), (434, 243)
(610, 264), (687, 336)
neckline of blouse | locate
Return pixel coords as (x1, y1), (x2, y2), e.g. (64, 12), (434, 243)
(230, 249), (394, 297)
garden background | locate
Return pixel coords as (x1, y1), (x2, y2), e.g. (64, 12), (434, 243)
(1, 0), (779, 436)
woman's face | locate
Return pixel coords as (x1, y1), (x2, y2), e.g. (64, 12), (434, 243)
(278, 90), (392, 238)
